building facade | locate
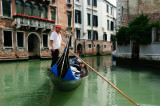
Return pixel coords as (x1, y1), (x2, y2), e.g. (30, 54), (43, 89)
(116, 0), (160, 61)
(74, 0), (116, 56)
(0, 0), (74, 61)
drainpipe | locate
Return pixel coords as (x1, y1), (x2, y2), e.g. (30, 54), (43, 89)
(127, 0), (130, 24)
(92, 0), (94, 53)
(56, 0), (59, 24)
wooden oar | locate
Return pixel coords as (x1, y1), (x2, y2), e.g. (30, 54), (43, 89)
(70, 50), (138, 105)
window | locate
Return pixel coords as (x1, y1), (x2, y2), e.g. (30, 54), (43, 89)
(67, 0), (71, 4)
(111, 7), (113, 15)
(69, 36), (72, 47)
(2, 0), (11, 17)
(3, 31), (12, 47)
(33, 4), (40, 17)
(106, 4), (109, 13)
(43, 34), (48, 47)
(76, 29), (80, 39)
(155, 28), (160, 42)
(93, 31), (98, 40)
(52, 0), (55, 3)
(107, 20), (109, 30)
(111, 21), (114, 31)
(76, 0), (79, 2)
(50, 7), (56, 20)
(87, 0), (90, 5)
(41, 6), (47, 19)
(103, 34), (107, 41)
(121, 6), (124, 20)
(17, 32), (24, 47)
(88, 30), (91, 40)
(75, 10), (81, 24)
(93, 15), (98, 27)
(104, 45), (106, 48)
(88, 44), (91, 48)
(24, 2), (32, 16)
(67, 11), (72, 27)
(93, 0), (97, 7)
(87, 13), (91, 26)
(16, 0), (23, 14)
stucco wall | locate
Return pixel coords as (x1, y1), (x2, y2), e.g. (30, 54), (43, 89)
(116, 43), (132, 58)
(140, 43), (160, 60)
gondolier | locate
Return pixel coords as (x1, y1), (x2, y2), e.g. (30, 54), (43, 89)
(50, 24), (66, 67)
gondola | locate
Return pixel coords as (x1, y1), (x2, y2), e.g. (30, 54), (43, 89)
(47, 38), (88, 91)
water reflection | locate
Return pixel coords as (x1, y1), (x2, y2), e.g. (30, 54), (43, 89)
(0, 56), (160, 106)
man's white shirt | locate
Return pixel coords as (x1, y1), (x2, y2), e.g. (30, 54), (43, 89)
(50, 31), (62, 50)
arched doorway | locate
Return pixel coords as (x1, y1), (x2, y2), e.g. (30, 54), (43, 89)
(77, 43), (83, 55)
(28, 33), (40, 59)
(97, 44), (100, 56)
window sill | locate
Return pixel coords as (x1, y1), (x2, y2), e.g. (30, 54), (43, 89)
(17, 47), (25, 49)
(67, 3), (72, 7)
(3, 47), (13, 49)
(42, 47), (49, 49)
(153, 42), (160, 44)
(67, 26), (72, 29)
(69, 47), (73, 49)
(2, 16), (14, 20)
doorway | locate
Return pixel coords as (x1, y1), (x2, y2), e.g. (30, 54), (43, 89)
(28, 33), (40, 59)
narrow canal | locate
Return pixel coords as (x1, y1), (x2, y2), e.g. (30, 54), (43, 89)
(0, 56), (160, 106)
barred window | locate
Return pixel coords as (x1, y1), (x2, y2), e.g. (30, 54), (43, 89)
(33, 4), (40, 17)
(24, 2), (32, 16)
(16, 0), (23, 14)
(2, 0), (11, 17)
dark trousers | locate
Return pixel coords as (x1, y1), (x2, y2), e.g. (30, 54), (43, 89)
(51, 49), (59, 67)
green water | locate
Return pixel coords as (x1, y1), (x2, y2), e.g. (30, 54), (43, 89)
(0, 56), (160, 106)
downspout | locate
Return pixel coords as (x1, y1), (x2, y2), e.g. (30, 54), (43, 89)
(73, 0), (76, 53)
(92, 0), (94, 54)
(56, 0), (59, 24)
(127, 0), (130, 24)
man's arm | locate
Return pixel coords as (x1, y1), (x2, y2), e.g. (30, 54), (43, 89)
(50, 40), (55, 52)
(61, 41), (66, 47)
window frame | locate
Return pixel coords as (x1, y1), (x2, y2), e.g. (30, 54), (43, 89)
(67, 11), (72, 27)
(75, 10), (81, 24)
(50, 6), (56, 21)
(15, 0), (24, 15)
(42, 33), (49, 48)
(33, 4), (40, 17)
(16, 31), (25, 48)
(88, 30), (91, 40)
(87, 13), (91, 26)
(76, 29), (81, 39)
(41, 6), (48, 19)
(1, 0), (12, 18)
(2, 30), (13, 48)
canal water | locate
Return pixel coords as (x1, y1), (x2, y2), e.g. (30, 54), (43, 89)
(0, 56), (160, 106)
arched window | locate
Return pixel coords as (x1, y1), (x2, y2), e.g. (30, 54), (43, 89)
(24, 2), (32, 16)
(41, 6), (47, 19)
(33, 4), (40, 17)
(16, 0), (23, 14)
